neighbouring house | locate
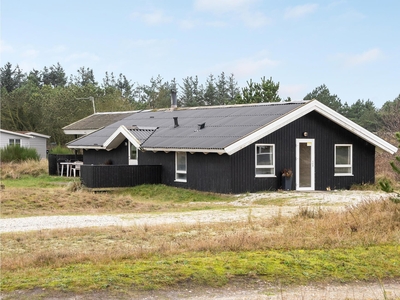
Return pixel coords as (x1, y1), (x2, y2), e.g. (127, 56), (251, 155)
(0, 129), (50, 159)
(64, 99), (397, 193)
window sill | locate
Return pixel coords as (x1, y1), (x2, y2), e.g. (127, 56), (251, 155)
(334, 174), (354, 177)
(175, 179), (187, 183)
(255, 175), (276, 178)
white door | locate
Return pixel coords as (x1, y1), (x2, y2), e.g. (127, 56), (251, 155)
(128, 142), (138, 165)
(296, 139), (315, 190)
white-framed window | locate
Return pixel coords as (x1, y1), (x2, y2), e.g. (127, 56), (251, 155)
(255, 144), (275, 177)
(9, 139), (21, 146)
(175, 152), (187, 182)
(334, 144), (353, 176)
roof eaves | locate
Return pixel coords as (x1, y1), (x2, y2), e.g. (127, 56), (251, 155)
(142, 147), (226, 155)
(66, 126), (105, 148)
(0, 129), (35, 138)
(103, 125), (141, 150)
(224, 100), (398, 155)
(312, 101), (398, 154)
(224, 102), (308, 155)
(25, 132), (51, 139)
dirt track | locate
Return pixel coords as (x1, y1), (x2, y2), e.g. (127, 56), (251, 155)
(0, 190), (393, 233)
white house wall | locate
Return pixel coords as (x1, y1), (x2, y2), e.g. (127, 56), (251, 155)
(0, 131), (48, 159)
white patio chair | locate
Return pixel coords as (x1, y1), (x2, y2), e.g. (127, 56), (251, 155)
(71, 161), (83, 177)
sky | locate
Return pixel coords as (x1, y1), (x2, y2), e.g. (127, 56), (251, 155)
(1, 0), (399, 108)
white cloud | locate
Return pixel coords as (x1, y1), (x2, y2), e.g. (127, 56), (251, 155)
(48, 45), (67, 54)
(194, 0), (269, 28)
(0, 40), (13, 53)
(211, 55), (279, 80)
(205, 20), (228, 28)
(22, 48), (39, 58)
(240, 11), (270, 28)
(179, 19), (197, 30)
(284, 3), (318, 19)
(131, 10), (172, 25)
(128, 39), (159, 47)
(66, 52), (100, 62)
(194, 0), (256, 13)
(279, 84), (307, 100)
(335, 48), (382, 66)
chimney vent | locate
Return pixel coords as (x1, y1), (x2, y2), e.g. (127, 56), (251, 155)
(198, 122), (206, 130)
(170, 89), (177, 110)
(173, 117), (179, 128)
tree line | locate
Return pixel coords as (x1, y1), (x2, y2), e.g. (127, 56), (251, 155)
(1, 62), (399, 145)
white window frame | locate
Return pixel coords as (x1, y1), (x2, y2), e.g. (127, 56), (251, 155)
(175, 152), (187, 182)
(334, 144), (353, 176)
(128, 142), (138, 165)
(255, 144), (275, 177)
(9, 139), (21, 146)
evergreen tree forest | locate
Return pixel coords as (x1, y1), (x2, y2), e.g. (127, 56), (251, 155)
(1, 62), (399, 146)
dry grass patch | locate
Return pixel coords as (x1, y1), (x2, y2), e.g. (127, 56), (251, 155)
(0, 187), (203, 218)
(2, 199), (399, 272)
(0, 159), (48, 179)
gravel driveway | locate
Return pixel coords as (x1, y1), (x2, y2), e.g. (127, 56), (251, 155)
(1, 190), (393, 233)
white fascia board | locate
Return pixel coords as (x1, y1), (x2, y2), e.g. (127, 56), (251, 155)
(142, 147), (226, 155)
(67, 145), (105, 150)
(0, 129), (34, 139)
(312, 101), (398, 154)
(224, 100), (398, 155)
(225, 103), (313, 155)
(63, 129), (97, 135)
(103, 125), (141, 150)
(25, 132), (51, 139)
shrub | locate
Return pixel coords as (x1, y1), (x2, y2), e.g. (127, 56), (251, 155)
(49, 145), (74, 155)
(0, 145), (39, 162)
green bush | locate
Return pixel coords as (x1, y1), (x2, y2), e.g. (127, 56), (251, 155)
(49, 145), (74, 154)
(379, 177), (394, 193)
(0, 145), (40, 162)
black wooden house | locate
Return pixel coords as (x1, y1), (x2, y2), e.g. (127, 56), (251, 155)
(65, 100), (397, 193)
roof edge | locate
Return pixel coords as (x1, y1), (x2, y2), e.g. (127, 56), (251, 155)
(0, 129), (35, 138)
(103, 125), (141, 150)
(312, 101), (398, 154)
(224, 100), (398, 155)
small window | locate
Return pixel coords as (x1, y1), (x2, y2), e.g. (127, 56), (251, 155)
(255, 144), (275, 177)
(335, 144), (352, 176)
(175, 152), (187, 182)
(9, 139), (20, 146)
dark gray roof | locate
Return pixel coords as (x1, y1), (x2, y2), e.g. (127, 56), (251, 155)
(67, 102), (305, 152)
(62, 111), (138, 132)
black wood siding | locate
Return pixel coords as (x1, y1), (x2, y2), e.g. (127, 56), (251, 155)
(140, 151), (232, 193)
(81, 165), (161, 188)
(84, 142), (129, 165)
(231, 111), (375, 192)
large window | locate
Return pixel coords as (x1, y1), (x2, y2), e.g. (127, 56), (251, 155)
(175, 152), (187, 182)
(255, 144), (275, 177)
(9, 139), (20, 146)
(335, 144), (352, 176)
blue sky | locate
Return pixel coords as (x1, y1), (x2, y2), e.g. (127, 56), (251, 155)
(1, 0), (399, 108)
